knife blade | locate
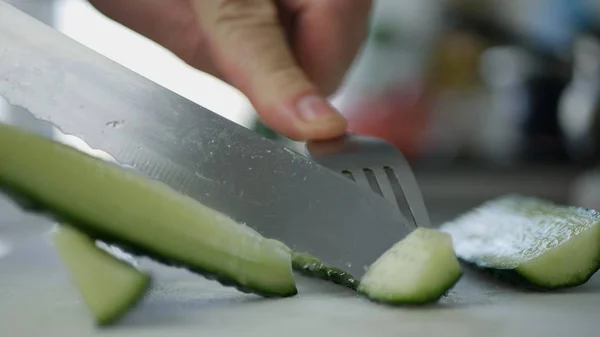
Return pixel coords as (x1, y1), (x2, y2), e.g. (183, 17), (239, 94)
(0, 1), (412, 278)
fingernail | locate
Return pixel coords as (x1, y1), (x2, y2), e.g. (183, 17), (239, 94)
(296, 95), (342, 122)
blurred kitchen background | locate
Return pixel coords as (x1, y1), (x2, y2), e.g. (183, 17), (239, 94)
(1, 0), (600, 241)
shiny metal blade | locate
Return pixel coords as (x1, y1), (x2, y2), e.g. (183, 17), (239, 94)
(0, 2), (413, 278)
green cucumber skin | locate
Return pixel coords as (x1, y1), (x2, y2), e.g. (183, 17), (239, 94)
(0, 123), (297, 298)
(462, 261), (600, 292)
(291, 252), (360, 291)
(441, 195), (600, 291)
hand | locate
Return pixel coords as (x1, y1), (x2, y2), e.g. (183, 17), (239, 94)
(88, 0), (373, 141)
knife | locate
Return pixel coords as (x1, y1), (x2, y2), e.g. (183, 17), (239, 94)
(0, 1), (411, 279)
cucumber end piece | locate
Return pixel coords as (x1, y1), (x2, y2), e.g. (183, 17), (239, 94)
(234, 242), (298, 298)
(52, 226), (153, 326)
(94, 272), (152, 326)
(358, 228), (463, 305)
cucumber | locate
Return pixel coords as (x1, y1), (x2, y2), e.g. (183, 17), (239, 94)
(440, 195), (600, 290)
(0, 123), (297, 297)
(358, 228), (462, 305)
(291, 228), (462, 305)
(291, 252), (360, 290)
(51, 225), (151, 326)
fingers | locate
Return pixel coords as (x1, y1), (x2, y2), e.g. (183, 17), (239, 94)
(88, 0), (221, 77)
(191, 0), (347, 141)
(88, 0), (190, 52)
(287, 0), (374, 95)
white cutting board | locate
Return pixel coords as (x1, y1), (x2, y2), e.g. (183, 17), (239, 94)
(1, 226), (599, 337)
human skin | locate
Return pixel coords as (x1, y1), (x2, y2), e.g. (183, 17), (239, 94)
(88, 0), (373, 141)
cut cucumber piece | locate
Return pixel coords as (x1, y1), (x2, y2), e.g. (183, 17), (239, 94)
(0, 123), (297, 297)
(292, 252), (360, 290)
(52, 225), (151, 326)
(440, 195), (600, 290)
(358, 228), (462, 305)
(292, 228), (462, 305)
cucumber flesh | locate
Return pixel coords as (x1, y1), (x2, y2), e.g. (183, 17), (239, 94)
(0, 123), (297, 297)
(358, 228), (462, 305)
(52, 225), (151, 326)
(440, 195), (600, 290)
(517, 224), (600, 288)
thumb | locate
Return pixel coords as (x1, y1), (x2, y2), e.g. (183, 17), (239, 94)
(191, 0), (347, 141)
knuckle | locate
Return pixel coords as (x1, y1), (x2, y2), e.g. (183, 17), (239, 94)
(212, 0), (281, 49)
(242, 40), (299, 80)
(265, 64), (305, 86)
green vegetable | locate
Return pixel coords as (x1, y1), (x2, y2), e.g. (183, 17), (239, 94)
(0, 122), (297, 297)
(440, 195), (600, 290)
(358, 228), (462, 305)
(292, 252), (360, 290)
(292, 228), (462, 305)
(52, 225), (151, 326)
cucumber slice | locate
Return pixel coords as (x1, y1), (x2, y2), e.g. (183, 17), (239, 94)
(0, 123), (297, 297)
(292, 252), (360, 290)
(358, 228), (462, 305)
(52, 225), (151, 326)
(440, 195), (600, 290)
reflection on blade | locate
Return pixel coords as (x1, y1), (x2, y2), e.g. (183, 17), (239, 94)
(0, 240), (11, 258)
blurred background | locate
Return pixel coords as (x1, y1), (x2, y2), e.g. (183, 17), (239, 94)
(1, 0), (600, 241)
